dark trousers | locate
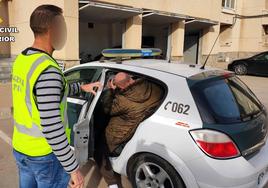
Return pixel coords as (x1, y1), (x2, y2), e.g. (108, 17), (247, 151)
(94, 134), (121, 186)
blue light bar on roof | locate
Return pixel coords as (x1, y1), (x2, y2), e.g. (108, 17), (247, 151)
(102, 48), (162, 58)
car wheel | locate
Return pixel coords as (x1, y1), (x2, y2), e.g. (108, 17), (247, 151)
(128, 153), (185, 188)
(234, 64), (247, 75)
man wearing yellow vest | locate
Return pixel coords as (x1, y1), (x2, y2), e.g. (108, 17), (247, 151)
(12, 5), (101, 188)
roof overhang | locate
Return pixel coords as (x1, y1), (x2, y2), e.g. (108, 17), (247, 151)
(79, 1), (219, 32)
(185, 18), (218, 34)
(142, 9), (188, 26)
(79, 1), (142, 23)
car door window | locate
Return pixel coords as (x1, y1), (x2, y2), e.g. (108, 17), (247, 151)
(64, 68), (102, 146)
(65, 68), (99, 99)
(264, 54), (268, 61)
(254, 53), (268, 61)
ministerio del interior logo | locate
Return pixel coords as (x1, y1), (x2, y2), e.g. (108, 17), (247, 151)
(0, 0), (19, 42)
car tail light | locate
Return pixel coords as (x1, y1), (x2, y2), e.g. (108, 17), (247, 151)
(190, 129), (240, 159)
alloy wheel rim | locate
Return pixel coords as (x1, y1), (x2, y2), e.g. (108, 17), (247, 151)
(235, 64), (246, 74)
(135, 162), (174, 188)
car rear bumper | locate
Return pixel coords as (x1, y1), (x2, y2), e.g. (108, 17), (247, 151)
(185, 140), (268, 188)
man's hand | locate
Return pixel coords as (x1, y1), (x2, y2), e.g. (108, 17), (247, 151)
(69, 169), (84, 188)
(81, 81), (102, 95)
(107, 79), (116, 90)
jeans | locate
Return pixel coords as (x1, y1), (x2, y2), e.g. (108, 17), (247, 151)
(13, 149), (70, 188)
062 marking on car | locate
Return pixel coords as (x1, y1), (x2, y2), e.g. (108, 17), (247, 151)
(164, 101), (190, 115)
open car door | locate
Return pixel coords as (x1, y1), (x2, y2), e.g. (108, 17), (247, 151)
(65, 67), (106, 165)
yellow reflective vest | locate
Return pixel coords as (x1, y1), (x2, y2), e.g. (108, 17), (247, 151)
(12, 51), (71, 156)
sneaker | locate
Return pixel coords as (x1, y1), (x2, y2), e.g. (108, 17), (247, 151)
(108, 185), (119, 188)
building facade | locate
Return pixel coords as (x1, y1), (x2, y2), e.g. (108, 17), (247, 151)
(0, 0), (268, 73)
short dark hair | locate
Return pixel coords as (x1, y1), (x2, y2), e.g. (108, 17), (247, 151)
(30, 4), (63, 36)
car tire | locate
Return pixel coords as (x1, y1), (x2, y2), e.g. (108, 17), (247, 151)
(128, 153), (185, 188)
(234, 64), (247, 75)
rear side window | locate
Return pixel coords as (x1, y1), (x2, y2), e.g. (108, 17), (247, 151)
(190, 76), (262, 124)
(203, 80), (240, 120)
(228, 77), (261, 119)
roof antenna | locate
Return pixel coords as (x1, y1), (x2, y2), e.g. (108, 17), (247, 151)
(200, 32), (220, 70)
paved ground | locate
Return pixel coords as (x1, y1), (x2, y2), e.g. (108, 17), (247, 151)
(239, 75), (268, 108)
(0, 75), (268, 188)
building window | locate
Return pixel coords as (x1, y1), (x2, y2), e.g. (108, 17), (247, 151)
(262, 25), (268, 45)
(222, 0), (235, 9)
(263, 25), (268, 35)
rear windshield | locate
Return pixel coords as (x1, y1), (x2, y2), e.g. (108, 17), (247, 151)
(189, 76), (263, 124)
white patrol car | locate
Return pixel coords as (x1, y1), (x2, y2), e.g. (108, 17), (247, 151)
(65, 49), (268, 188)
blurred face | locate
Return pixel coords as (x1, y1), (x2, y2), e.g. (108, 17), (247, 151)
(49, 15), (67, 50)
